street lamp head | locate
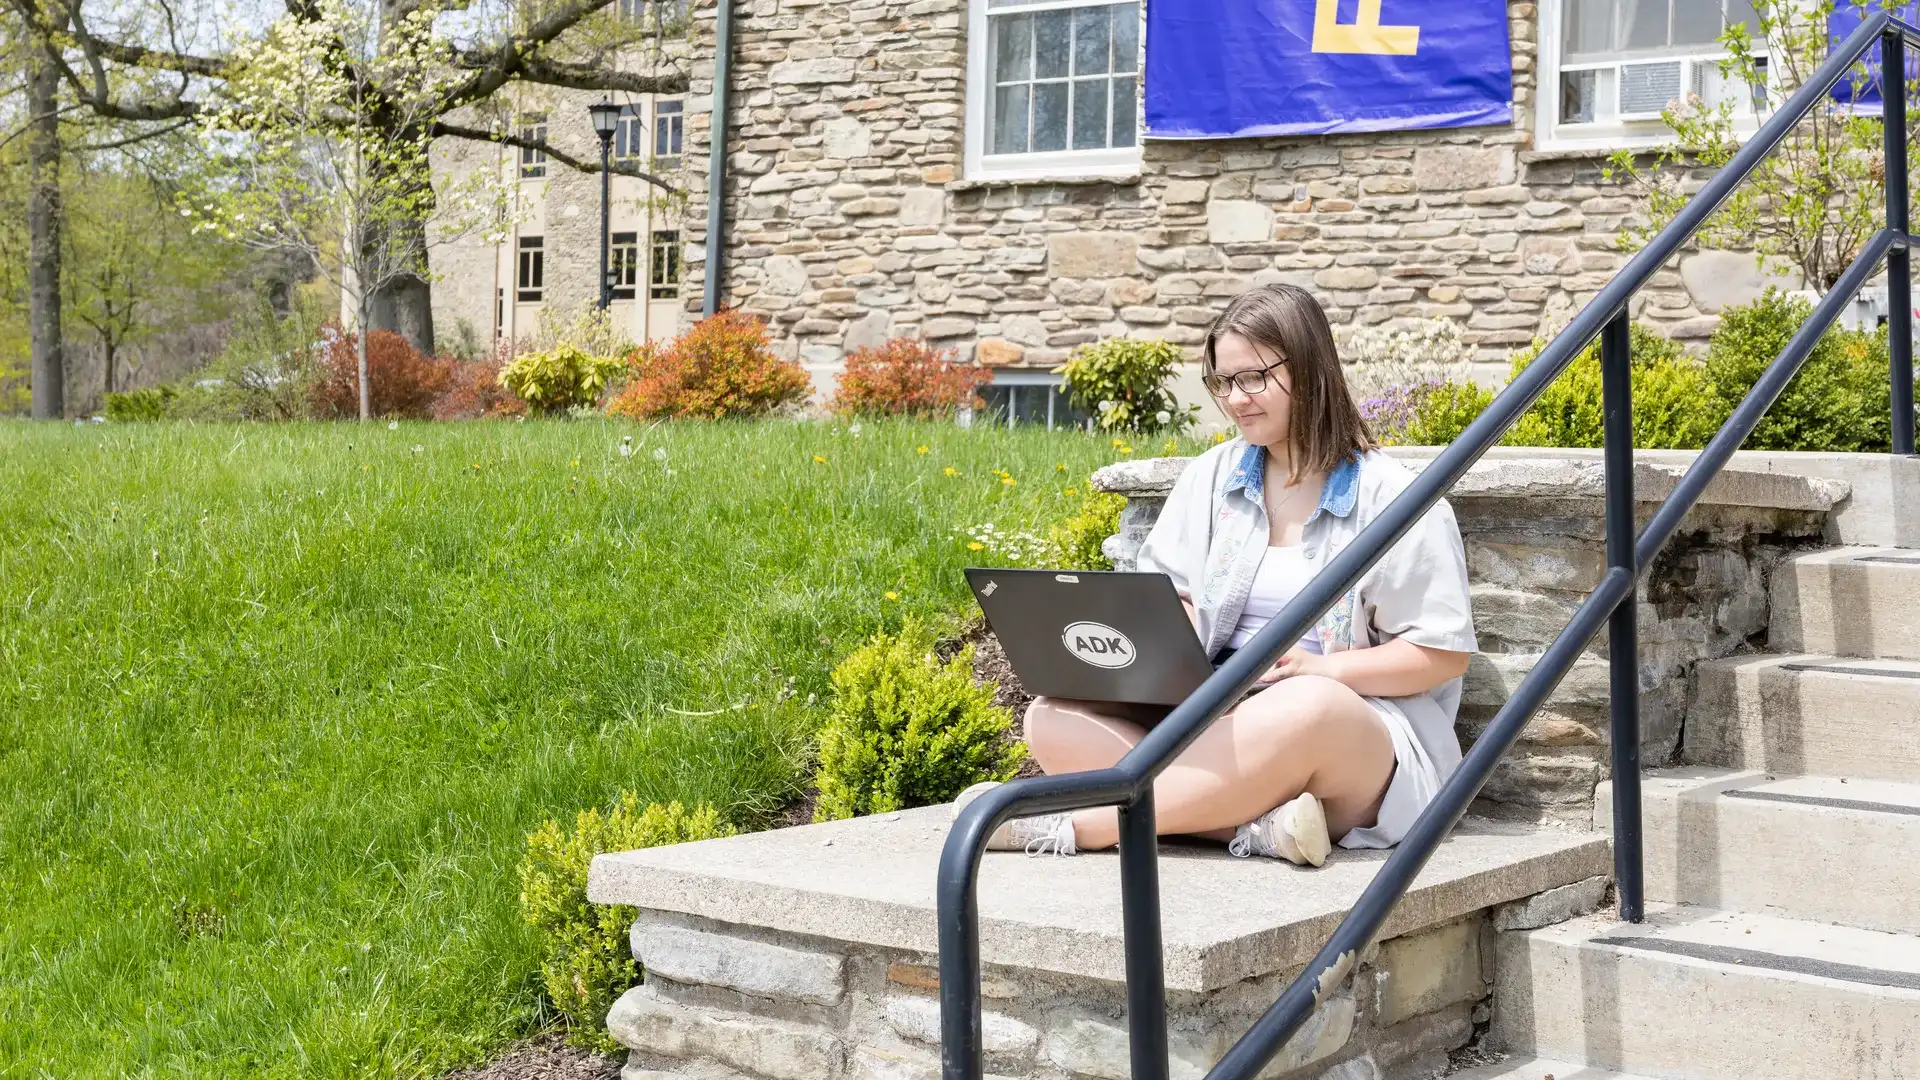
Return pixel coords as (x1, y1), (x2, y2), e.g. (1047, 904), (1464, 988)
(589, 98), (621, 142)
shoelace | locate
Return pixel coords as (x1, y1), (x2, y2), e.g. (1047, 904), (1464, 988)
(1011, 814), (1076, 857)
(1227, 819), (1267, 859)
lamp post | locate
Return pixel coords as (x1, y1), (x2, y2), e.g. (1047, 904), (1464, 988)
(588, 98), (621, 311)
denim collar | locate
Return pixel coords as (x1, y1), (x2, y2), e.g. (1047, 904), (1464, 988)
(1223, 442), (1360, 522)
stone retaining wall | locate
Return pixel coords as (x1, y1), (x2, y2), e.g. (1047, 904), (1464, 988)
(1093, 453), (1844, 822)
(609, 883), (1605, 1080)
(672, 0), (1787, 373)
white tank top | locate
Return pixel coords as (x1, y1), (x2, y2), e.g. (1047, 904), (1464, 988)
(1226, 546), (1326, 653)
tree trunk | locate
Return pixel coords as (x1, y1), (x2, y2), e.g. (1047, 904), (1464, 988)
(26, 16), (65, 420)
(357, 295), (372, 421)
(104, 341), (117, 399)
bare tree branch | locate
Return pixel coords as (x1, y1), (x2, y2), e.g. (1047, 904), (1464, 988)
(432, 118), (680, 192)
(70, 118), (194, 153)
(513, 55), (688, 95)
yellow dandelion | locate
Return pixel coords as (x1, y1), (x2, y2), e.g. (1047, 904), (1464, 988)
(968, 542), (985, 551)
(570, 457), (581, 469)
(944, 466), (958, 477)
(1120, 446), (1134, 455)
(884, 591), (899, 601)
(916, 445), (930, 455)
(1002, 477), (1017, 487)
(1066, 488), (1079, 496)
(1112, 438), (1125, 448)
(1213, 431), (1228, 444)
(813, 455), (827, 464)
(1056, 463), (1067, 472)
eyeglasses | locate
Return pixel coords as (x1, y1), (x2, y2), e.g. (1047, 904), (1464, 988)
(1202, 357), (1288, 398)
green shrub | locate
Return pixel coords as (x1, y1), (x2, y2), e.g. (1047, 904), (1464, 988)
(168, 298), (327, 421)
(500, 344), (625, 414)
(1400, 381), (1495, 446)
(520, 796), (734, 1050)
(1505, 322), (1727, 449)
(813, 620), (1025, 822)
(1705, 288), (1891, 452)
(104, 386), (179, 422)
(1047, 485), (1127, 571)
(1057, 338), (1200, 436)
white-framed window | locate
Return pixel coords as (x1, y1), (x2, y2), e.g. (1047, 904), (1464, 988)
(965, 0), (1142, 181)
(969, 370), (1092, 430)
(649, 229), (681, 299)
(654, 99), (684, 167)
(614, 105), (644, 164)
(518, 113), (548, 179)
(1537, 0), (1769, 151)
(516, 236), (545, 302)
(610, 232), (639, 301)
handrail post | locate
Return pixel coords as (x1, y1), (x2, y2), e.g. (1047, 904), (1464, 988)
(1118, 792), (1171, 1080)
(1886, 28), (1915, 455)
(1601, 309), (1644, 923)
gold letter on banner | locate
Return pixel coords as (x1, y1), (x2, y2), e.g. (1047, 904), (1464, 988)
(1312, 0), (1420, 55)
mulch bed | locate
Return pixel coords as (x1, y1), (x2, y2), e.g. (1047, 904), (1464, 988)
(442, 1034), (622, 1080)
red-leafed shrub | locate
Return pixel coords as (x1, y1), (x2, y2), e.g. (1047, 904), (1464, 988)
(433, 347), (529, 420)
(828, 337), (989, 418)
(606, 309), (811, 420)
(312, 327), (453, 419)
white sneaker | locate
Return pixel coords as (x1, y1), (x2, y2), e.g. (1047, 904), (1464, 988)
(951, 781), (1079, 856)
(1229, 792), (1332, 867)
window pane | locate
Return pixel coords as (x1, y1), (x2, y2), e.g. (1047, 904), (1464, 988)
(1624, 0), (1668, 50)
(1672, 0), (1722, 47)
(1111, 74), (1138, 147)
(1071, 78), (1109, 149)
(1033, 82), (1069, 151)
(994, 13), (1032, 83)
(1564, 0), (1619, 56)
(993, 84), (1030, 154)
(1112, 2), (1139, 74)
(980, 386), (1013, 426)
(1034, 10), (1070, 79)
(1014, 385), (1050, 426)
(1727, 0), (1760, 38)
(1073, 5), (1111, 76)
(1561, 69), (1598, 122)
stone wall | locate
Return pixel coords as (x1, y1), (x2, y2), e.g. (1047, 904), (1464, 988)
(607, 899), (1616, 1080)
(674, 0), (1786, 378)
(1093, 453), (1844, 822)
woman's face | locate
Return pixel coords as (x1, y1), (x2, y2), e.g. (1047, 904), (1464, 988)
(1211, 332), (1293, 449)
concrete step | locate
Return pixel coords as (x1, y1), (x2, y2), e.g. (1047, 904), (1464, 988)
(1449, 1058), (1664, 1080)
(1685, 653), (1920, 781)
(589, 807), (1608, 994)
(1771, 547), (1920, 659)
(1493, 905), (1920, 1080)
(1598, 768), (1920, 935)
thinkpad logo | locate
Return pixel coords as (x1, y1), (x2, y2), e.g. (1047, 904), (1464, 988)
(1062, 622), (1136, 669)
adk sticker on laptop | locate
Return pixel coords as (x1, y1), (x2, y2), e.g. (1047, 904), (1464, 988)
(1062, 622), (1136, 669)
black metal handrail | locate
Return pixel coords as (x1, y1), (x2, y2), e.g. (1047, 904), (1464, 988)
(939, 13), (1920, 1080)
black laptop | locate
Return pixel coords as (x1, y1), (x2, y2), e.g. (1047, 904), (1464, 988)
(964, 568), (1217, 706)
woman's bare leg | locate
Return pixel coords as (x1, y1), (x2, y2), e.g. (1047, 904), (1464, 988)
(1023, 676), (1396, 851)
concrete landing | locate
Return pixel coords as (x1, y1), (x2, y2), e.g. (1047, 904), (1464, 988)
(589, 807), (1608, 993)
(1449, 1058), (1663, 1080)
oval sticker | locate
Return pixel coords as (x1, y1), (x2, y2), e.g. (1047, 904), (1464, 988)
(1061, 621), (1137, 670)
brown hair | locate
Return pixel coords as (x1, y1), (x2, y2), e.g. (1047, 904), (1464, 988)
(1202, 284), (1376, 482)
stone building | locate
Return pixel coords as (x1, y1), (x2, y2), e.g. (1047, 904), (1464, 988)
(435, 0), (1798, 413)
(430, 16), (696, 352)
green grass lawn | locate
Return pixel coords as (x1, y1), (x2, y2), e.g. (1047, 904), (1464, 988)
(0, 417), (1169, 1079)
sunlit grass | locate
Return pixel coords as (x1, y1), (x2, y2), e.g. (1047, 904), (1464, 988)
(0, 417), (1187, 1079)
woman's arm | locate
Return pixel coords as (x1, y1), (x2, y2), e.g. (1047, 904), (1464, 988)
(1262, 639), (1470, 698)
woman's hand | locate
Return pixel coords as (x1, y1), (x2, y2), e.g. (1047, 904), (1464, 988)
(1255, 639), (1471, 696)
(1257, 647), (1332, 684)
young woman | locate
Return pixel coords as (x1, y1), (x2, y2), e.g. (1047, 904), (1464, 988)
(956, 284), (1477, 865)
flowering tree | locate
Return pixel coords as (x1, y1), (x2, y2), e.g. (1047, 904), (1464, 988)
(1605, 0), (1920, 290)
(9, 0), (690, 354)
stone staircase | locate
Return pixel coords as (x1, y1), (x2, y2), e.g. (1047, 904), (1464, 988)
(586, 455), (1920, 1080)
(1470, 546), (1920, 1080)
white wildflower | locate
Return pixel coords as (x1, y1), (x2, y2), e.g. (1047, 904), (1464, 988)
(652, 447), (669, 462)
(387, 421), (398, 430)
(1155, 410), (1171, 426)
